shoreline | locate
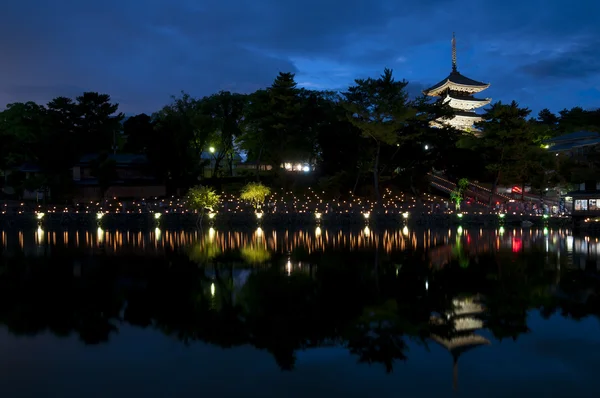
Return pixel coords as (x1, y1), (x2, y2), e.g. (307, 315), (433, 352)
(0, 211), (572, 228)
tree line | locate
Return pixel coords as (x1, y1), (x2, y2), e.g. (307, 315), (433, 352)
(1, 69), (599, 201)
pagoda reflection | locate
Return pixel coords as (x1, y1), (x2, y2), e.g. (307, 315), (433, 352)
(430, 296), (490, 391)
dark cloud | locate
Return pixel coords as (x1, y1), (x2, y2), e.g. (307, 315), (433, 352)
(0, 0), (598, 113)
(519, 38), (600, 79)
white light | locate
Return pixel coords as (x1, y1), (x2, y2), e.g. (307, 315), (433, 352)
(315, 226), (321, 236)
(363, 212), (370, 219)
(209, 146), (215, 153)
(402, 212), (409, 219)
(96, 212), (104, 220)
(255, 212), (263, 219)
(302, 166), (310, 172)
(210, 283), (215, 296)
(208, 212), (216, 219)
(425, 280), (429, 290)
(402, 226), (409, 236)
(315, 212), (321, 219)
(36, 212), (45, 220)
(424, 145), (429, 150)
(209, 227), (215, 241)
(256, 227), (263, 237)
(154, 213), (161, 219)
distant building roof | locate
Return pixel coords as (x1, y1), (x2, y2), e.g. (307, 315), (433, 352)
(548, 138), (600, 152)
(78, 153), (149, 165)
(544, 131), (599, 144)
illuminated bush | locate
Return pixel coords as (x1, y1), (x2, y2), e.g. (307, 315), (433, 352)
(240, 182), (271, 211)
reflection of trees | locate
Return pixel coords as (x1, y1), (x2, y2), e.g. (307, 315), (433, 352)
(0, 242), (599, 375)
(240, 245), (271, 264)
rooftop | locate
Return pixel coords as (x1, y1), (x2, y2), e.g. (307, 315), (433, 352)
(544, 131), (599, 144)
(424, 71), (490, 96)
(78, 153), (149, 165)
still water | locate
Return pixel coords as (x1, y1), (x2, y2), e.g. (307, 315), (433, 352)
(0, 226), (599, 397)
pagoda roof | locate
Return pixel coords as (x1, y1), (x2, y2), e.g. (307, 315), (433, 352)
(430, 333), (491, 353)
(424, 71), (490, 96)
(446, 93), (492, 104)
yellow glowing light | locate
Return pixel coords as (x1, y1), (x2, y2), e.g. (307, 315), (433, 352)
(209, 146), (215, 153)
(208, 212), (216, 219)
(315, 212), (321, 219)
(36, 212), (45, 220)
(154, 213), (161, 219)
(402, 212), (409, 219)
(315, 226), (321, 236)
(210, 283), (215, 296)
(255, 212), (263, 219)
(402, 226), (409, 236)
(363, 212), (370, 219)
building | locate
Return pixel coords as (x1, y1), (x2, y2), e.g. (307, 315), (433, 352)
(567, 180), (600, 221)
(544, 131), (600, 155)
(73, 153), (166, 200)
(423, 34), (491, 132)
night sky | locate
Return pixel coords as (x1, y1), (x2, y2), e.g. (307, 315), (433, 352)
(1, 0), (598, 115)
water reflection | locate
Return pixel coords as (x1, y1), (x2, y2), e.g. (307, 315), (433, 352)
(0, 227), (599, 394)
(3, 226), (600, 269)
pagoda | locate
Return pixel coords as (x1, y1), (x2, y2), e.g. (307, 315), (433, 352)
(423, 34), (491, 132)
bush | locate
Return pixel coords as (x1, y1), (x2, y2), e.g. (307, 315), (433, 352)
(240, 182), (271, 211)
(187, 185), (220, 213)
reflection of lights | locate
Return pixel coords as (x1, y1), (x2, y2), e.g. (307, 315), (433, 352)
(97, 227), (104, 243)
(96, 212), (104, 220)
(543, 227), (549, 235)
(457, 226), (463, 235)
(209, 227), (215, 241)
(315, 227), (321, 236)
(155, 227), (161, 240)
(425, 280), (429, 290)
(154, 213), (161, 219)
(499, 226), (505, 236)
(315, 212), (321, 220)
(402, 226), (409, 236)
(210, 282), (215, 296)
(566, 236), (573, 252)
(363, 226), (370, 237)
(286, 258), (292, 275)
(36, 227), (44, 244)
(256, 227), (263, 237)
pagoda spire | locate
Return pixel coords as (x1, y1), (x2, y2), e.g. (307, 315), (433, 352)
(452, 32), (457, 72)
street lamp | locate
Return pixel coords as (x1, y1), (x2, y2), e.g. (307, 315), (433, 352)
(209, 146), (215, 153)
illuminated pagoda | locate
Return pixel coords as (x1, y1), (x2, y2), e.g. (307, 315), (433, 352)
(430, 296), (491, 391)
(423, 33), (491, 132)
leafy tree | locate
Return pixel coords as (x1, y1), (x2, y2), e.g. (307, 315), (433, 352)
(187, 185), (221, 225)
(240, 182), (271, 211)
(450, 178), (469, 210)
(74, 92), (124, 154)
(151, 92), (210, 194)
(472, 101), (533, 203)
(123, 113), (155, 154)
(200, 92), (246, 177)
(342, 68), (415, 202)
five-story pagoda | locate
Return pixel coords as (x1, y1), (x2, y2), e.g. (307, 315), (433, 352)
(423, 33), (491, 132)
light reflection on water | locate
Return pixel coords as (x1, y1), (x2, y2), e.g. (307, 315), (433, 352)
(2, 226), (599, 268)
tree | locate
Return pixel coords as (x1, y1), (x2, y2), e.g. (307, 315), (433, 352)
(342, 68), (415, 202)
(151, 92), (210, 194)
(123, 113), (155, 154)
(240, 182), (271, 211)
(74, 92), (124, 154)
(473, 101), (533, 204)
(200, 92), (247, 177)
(239, 73), (307, 179)
(187, 185), (220, 226)
(450, 178), (469, 211)
(0, 102), (47, 170)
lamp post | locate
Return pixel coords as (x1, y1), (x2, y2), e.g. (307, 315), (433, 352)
(208, 146), (216, 177)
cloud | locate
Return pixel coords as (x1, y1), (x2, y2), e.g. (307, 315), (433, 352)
(0, 0), (598, 113)
(519, 38), (600, 80)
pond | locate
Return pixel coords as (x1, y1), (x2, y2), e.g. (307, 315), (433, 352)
(0, 226), (599, 397)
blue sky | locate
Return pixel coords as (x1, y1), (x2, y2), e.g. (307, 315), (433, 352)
(1, 0), (598, 115)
